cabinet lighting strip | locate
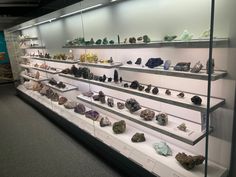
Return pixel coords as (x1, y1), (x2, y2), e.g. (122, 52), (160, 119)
(34, 18), (57, 26)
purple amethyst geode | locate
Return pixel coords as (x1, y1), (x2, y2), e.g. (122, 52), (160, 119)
(85, 110), (99, 121)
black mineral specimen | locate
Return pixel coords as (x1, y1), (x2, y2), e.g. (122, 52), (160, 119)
(135, 58), (142, 65)
(152, 87), (159, 95)
(124, 83), (129, 88)
(145, 58), (163, 68)
(114, 70), (119, 83)
(138, 85), (145, 91)
(127, 60), (132, 64)
(191, 96), (202, 105)
(108, 77), (112, 82)
(130, 80), (140, 89)
(145, 84), (152, 93)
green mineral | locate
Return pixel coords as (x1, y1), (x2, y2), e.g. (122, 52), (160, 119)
(153, 142), (172, 156)
(143, 35), (151, 43)
(103, 37), (108, 45)
(164, 35), (177, 41)
(78, 37), (85, 45)
(131, 133), (146, 142)
(109, 40), (115, 44)
(112, 120), (126, 134)
(95, 39), (102, 45)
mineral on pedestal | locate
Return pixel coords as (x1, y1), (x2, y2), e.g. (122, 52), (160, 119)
(85, 110), (99, 121)
(165, 89), (171, 95)
(74, 103), (86, 115)
(145, 84), (152, 93)
(114, 70), (119, 83)
(140, 109), (155, 121)
(131, 133), (146, 142)
(156, 113), (168, 126)
(177, 92), (185, 98)
(153, 142), (172, 156)
(108, 77), (112, 82)
(191, 96), (202, 105)
(125, 98), (141, 113)
(124, 83), (129, 88)
(130, 80), (140, 89)
(152, 87), (159, 95)
(174, 62), (191, 72)
(88, 73), (94, 80)
(58, 96), (68, 105)
(137, 36), (143, 41)
(177, 123), (187, 132)
(143, 35), (151, 43)
(100, 117), (112, 127)
(108, 57), (113, 64)
(127, 60), (132, 64)
(135, 58), (142, 65)
(138, 85), (145, 91)
(145, 58), (163, 68)
(164, 60), (171, 70)
(35, 71), (40, 79)
(190, 61), (203, 73)
(82, 91), (94, 97)
(112, 120), (126, 134)
(51, 93), (59, 102)
(82, 67), (90, 79)
(64, 101), (77, 109)
(175, 152), (205, 170)
(107, 98), (114, 107)
(117, 102), (125, 109)
(93, 75), (99, 81)
(206, 58), (215, 74)
(90, 38), (94, 45)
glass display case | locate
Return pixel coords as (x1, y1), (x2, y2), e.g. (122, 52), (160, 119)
(4, 0), (235, 176)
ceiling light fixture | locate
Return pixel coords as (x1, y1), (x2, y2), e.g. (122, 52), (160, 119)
(34, 18), (57, 26)
(60, 4), (103, 18)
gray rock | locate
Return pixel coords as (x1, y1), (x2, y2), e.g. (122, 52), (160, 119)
(190, 61), (203, 73)
(140, 109), (155, 121)
(156, 113), (168, 126)
(107, 98), (114, 107)
(112, 120), (126, 134)
(125, 98), (141, 113)
(117, 102), (125, 109)
(64, 101), (77, 109)
(74, 103), (86, 115)
(177, 123), (187, 132)
(100, 117), (112, 127)
(131, 133), (146, 142)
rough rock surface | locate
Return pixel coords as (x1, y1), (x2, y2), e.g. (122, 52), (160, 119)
(125, 98), (141, 113)
(131, 133), (146, 142)
(112, 120), (126, 134)
(140, 109), (155, 121)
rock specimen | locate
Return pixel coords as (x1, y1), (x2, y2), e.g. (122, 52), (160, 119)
(138, 85), (145, 91)
(120, 77), (123, 83)
(127, 60), (132, 64)
(82, 91), (94, 97)
(114, 70), (119, 83)
(117, 102), (125, 109)
(93, 95), (100, 101)
(175, 152), (205, 170)
(180, 30), (194, 41)
(125, 98), (141, 113)
(145, 58), (163, 68)
(64, 101), (77, 109)
(135, 58), (142, 65)
(108, 77), (112, 82)
(174, 62), (191, 72)
(130, 80), (140, 89)
(177, 92), (185, 98)
(145, 84), (152, 93)
(35, 71), (40, 79)
(140, 109), (155, 121)
(109, 40), (114, 45)
(191, 96), (202, 105)
(143, 35), (151, 43)
(108, 57), (113, 64)
(57, 82), (66, 89)
(102, 75), (106, 82)
(46, 88), (54, 99)
(96, 39), (102, 45)
(124, 83), (129, 88)
(85, 110), (99, 121)
(93, 75), (99, 81)
(206, 58), (215, 74)
(164, 60), (171, 70)
(164, 35), (177, 41)
(178, 123), (187, 132)
(74, 103), (86, 115)
(152, 87), (159, 95)
(103, 38), (109, 45)
(156, 113), (168, 126)
(99, 76), (103, 82)
(190, 61), (203, 73)
(131, 133), (146, 142)
(129, 37), (136, 44)
(40, 86), (49, 96)
(112, 120), (126, 134)
(165, 89), (171, 95)
(153, 142), (172, 156)
(107, 98), (114, 107)
(100, 117), (112, 127)
(137, 36), (143, 41)
(58, 96), (68, 105)
(93, 91), (106, 104)
(49, 78), (57, 85)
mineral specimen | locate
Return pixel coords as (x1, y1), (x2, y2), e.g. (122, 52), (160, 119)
(99, 76), (103, 82)
(178, 123), (187, 132)
(143, 35), (151, 43)
(174, 62), (191, 72)
(165, 89), (171, 95)
(129, 37), (136, 44)
(117, 102), (125, 109)
(93, 75), (99, 81)
(82, 91), (94, 97)
(57, 82), (66, 89)
(130, 80), (140, 89)
(191, 96), (202, 105)
(177, 92), (185, 98)
(140, 109), (155, 121)
(102, 75), (106, 82)
(120, 77), (123, 83)
(190, 61), (203, 73)
(103, 37), (108, 45)
(138, 85), (145, 91)
(200, 29), (210, 38)
(180, 30), (194, 41)
(127, 60), (132, 64)
(108, 77), (112, 82)
(107, 98), (114, 107)
(135, 58), (142, 65)
(114, 70), (119, 83)
(124, 38), (127, 43)
(46, 88), (54, 99)
(109, 40), (115, 45)
(58, 97), (68, 105)
(131, 133), (146, 142)
(64, 101), (77, 109)
(96, 39), (102, 45)
(99, 91), (106, 104)
(164, 35), (177, 41)
(112, 120), (126, 134)
(49, 78), (57, 85)
(164, 60), (171, 70)
(137, 36), (143, 41)
(153, 142), (172, 156)
(125, 98), (141, 113)
(156, 113), (168, 126)
(175, 152), (205, 170)
(74, 103), (86, 115)
(90, 38), (94, 45)
(93, 95), (100, 101)
(108, 57), (113, 64)
(152, 87), (159, 95)
(40, 86), (49, 96)
(145, 84), (152, 93)
(85, 110), (99, 121)
(145, 58), (163, 68)
(35, 71), (40, 79)
(124, 83), (129, 88)
(206, 58), (215, 74)
(100, 117), (112, 127)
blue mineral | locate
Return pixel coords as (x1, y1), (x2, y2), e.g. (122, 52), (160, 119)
(145, 58), (163, 68)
